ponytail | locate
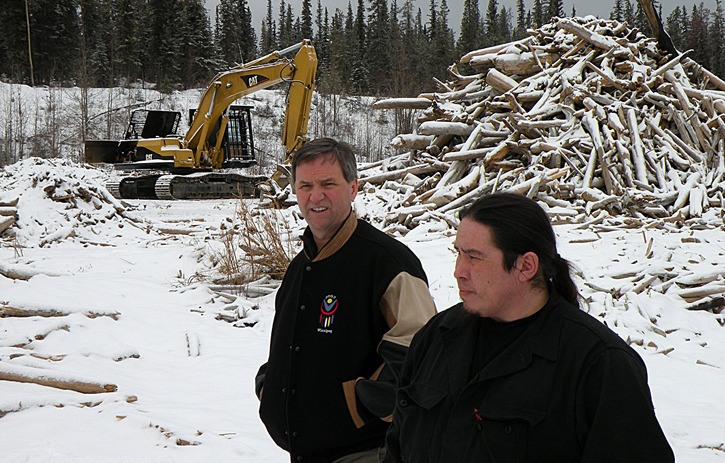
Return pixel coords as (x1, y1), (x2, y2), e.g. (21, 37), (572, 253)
(550, 255), (579, 306)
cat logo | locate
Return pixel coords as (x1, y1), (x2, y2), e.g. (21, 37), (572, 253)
(242, 74), (268, 88)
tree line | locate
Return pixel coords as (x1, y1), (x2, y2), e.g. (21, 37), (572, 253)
(0, 0), (722, 97)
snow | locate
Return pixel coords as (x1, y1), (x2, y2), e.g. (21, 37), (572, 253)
(1, 158), (724, 461)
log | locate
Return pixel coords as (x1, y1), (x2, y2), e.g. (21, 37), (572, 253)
(0, 216), (14, 234)
(390, 134), (435, 150)
(372, 97), (432, 110)
(0, 306), (119, 320)
(0, 362), (117, 394)
(486, 68), (519, 93)
(556, 18), (621, 51)
(459, 38), (532, 64)
(0, 262), (67, 280)
(418, 121), (475, 137)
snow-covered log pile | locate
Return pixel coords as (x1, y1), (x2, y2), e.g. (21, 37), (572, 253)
(0, 158), (153, 246)
(369, 16), (725, 230)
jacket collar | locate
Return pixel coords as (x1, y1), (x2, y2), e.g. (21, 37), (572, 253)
(302, 209), (358, 263)
(439, 293), (565, 385)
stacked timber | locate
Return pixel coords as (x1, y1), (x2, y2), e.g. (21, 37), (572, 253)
(369, 16), (725, 230)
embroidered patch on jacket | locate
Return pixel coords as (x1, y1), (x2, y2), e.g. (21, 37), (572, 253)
(317, 295), (338, 334)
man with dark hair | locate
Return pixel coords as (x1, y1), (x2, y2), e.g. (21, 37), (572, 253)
(384, 192), (674, 462)
(256, 137), (437, 463)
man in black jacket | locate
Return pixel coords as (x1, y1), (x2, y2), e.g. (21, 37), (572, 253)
(256, 138), (437, 463)
(385, 193), (674, 462)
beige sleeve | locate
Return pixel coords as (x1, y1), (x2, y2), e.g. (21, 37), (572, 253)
(379, 272), (437, 347)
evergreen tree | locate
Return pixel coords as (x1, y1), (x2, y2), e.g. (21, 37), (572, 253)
(0, 0), (32, 83)
(634, 0), (652, 36)
(78, 0), (111, 87)
(177, 0), (216, 88)
(684, 5), (709, 69)
(514, 0), (527, 39)
(427, 0), (455, 82)
(546, 0), (563, 21)
(624, 0), (635, 26)
(366, 0), (392, 94)
(351, 0), (369, 93)
(457, 0), (483, 57)
(301, 0), (314, 40)
(31, 0), (82, 85)
(610, 0), (624, 22)
(484, 0), (500, 46)
(532, 0), (543, 28)
(498, 6), (512, 42)
(216, 0), (257, 68)
(260, 0), (276, 53)
(711, 0), (725, 76)
(278, 0), (292, 48)
(320, 7), (349, 94)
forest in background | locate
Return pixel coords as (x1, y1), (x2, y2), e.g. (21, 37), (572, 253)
(1, 0), (723, 97)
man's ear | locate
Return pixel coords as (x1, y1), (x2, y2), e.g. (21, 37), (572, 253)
(515, 252), (540, 282)
(350, 178), (359, 199)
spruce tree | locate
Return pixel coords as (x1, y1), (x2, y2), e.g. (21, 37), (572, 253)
(178, 0), (216, 88)
(31, 0), (82, 85)
(532, 0), (543, 28)
(351, 0), (369, 94)
(711, 0), (725, 76)
(610, 0), (624, 22)
(666, 6), (686, 49)
(514, 0), (527, 39)
(0, 0), (32, 83)
(684, 5), (709, 69)
(260, 0), (276, 53)
(484, 0), (500, 46)
(546, 0), (563, 21)
(367, 0), (392, 94)
(301, 0), (314, 40)
(457, 0), (483, 57)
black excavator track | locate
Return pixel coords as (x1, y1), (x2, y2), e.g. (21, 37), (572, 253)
(107, 171), (264, 200)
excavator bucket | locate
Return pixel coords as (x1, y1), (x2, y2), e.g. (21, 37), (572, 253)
(84, 140), (119, 164)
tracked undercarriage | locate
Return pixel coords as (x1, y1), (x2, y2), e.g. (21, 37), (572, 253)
(106, 169), (266, 200)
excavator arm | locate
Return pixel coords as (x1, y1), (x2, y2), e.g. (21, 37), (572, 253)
(185, 40), (317, 169)
(639, 0), (678, 56)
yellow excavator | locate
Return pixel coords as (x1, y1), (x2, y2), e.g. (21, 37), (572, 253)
(85, 40), (317, 199)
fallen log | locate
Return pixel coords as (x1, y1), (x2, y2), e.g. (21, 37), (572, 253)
(0, 362), (117, 394)
(0, 216), (14, 234)
(0, 262), (67, 280)
(372, 97), (432, 110)
(0, 306), (119, 320)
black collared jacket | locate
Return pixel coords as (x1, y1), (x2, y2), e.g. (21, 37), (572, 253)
(385, 293), (675, 463)
(256, 212), (436, 462)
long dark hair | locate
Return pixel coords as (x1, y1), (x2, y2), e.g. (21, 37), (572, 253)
(459, 193), (579, 305)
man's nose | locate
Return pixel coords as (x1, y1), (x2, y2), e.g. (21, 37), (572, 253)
(309, 186), (325, 202)
(453, 255), (467, 279)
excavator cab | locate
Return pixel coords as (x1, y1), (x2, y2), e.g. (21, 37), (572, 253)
(188, 105), (256, 168)
(223, 105), (255, 166)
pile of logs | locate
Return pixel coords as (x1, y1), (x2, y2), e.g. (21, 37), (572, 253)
(369, 16), (725, 231)
(0, 158), (149, 246)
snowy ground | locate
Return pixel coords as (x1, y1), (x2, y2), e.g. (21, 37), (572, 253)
(1, 159), (725, 461)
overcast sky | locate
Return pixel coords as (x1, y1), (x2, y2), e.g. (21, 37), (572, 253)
(206, 0), (716, 39)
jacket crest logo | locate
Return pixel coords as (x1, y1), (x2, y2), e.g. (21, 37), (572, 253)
(318, 295), (338, 333)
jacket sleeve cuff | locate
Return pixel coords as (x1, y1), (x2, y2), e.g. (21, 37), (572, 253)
(343, 378), (367, 428)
